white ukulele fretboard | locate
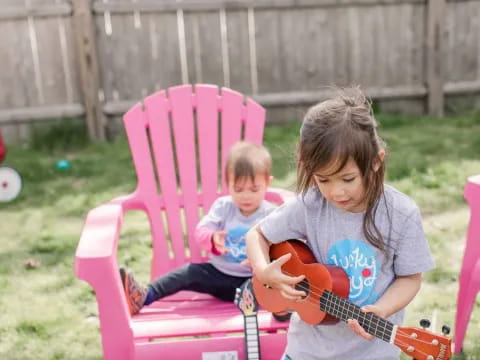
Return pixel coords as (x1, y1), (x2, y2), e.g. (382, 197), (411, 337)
(244, 315), (260, 360)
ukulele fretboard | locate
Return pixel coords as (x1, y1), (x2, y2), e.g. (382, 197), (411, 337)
(320, 290), (394, 343)
(244, 315), (260, 360)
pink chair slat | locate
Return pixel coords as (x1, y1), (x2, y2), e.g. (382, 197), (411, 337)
(123, 104), (159, 194)
(169, 85), (202, 261)
(220, 88), (243, 190)
(144, 91), (186, 273)
(132, 304), (285, 338)
(454, 175), (480, 353)
(195, 84), (220, 213)
(134, 333), (286, 360)
(123, 104), (172, 277)
(244, 97), (266, 144)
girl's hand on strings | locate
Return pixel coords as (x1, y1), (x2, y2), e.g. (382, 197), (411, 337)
(259, 253), (306, 301)
(347, 304), (387, 340)
(212, 231), (228, 254)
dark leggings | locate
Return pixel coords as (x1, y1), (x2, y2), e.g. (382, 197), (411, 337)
(148, 262), (250, 302)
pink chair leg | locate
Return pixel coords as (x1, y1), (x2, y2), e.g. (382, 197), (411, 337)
(454, 260), (480, 354)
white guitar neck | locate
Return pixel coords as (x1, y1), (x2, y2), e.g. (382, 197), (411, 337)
(244, 315), (260, 360)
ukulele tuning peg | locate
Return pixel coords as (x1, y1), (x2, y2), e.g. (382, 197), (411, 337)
(419, 318), (431, 329)
(441, 325), (451, 335)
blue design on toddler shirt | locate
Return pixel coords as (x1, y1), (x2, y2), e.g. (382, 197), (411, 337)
(327, 238), (379, 306)
(224, 226), (249, 263)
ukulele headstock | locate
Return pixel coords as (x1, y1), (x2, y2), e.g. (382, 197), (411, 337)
(394, 326), (452, 360)
(235, 279), (259, 316)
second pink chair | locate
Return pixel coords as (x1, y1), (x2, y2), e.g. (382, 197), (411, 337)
(454, 175), (480, 354)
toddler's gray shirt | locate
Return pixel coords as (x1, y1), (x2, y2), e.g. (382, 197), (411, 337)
(258, 185), (435, 360)
(199, 195), (276, 277)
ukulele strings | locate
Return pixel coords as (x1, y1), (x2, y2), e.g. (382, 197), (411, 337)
(274, 269), (434, 345)
(394, 331), (441, 346)
(393, 339), (431, 358)
(274, 269), (392, 336)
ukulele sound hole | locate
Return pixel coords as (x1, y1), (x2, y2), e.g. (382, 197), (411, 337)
(295, 279), (310, 299)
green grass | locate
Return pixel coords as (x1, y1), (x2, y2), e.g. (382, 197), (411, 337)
(1, 111), (480, 359)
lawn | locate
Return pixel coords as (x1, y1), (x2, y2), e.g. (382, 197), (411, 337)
(0, 112), (479, 359)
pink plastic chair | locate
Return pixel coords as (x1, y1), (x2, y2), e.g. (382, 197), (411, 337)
(75, 84), (290, 360)
(454, 174), (480, 354)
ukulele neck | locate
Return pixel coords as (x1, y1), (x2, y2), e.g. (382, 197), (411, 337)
(320, 290), (397, 343)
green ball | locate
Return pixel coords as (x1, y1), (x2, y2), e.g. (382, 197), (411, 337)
(56, 159), (71, 171)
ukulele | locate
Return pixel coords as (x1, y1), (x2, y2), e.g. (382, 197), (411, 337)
(234, 279), (261, 360)
(252, 240), (452, 360)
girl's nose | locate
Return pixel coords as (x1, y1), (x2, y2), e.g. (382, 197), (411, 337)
(330, 184), (345, 198)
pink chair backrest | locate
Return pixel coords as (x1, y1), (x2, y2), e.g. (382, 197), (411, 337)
(122, 85), (266, 278)
(461, 175), (480, 274)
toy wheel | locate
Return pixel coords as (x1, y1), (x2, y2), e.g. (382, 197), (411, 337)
(0, 166), (22, 202)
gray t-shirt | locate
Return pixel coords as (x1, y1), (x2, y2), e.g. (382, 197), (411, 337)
(258, 184), (435, 360)
(199, 196), (276, 277)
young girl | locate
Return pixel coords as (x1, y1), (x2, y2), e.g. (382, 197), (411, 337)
(246, 87), (435, 359)
(121, 141), (288, 321)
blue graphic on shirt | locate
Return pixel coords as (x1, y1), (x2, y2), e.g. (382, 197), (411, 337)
(224, 226), (249, 263)
(327, 238), (379, 306)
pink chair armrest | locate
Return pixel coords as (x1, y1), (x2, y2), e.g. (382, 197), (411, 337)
(75, 203), (123, 261)
(75, 201), (135, 357)
(266, 187), (296, 205)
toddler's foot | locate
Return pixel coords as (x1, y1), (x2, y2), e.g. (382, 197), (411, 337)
(273, 311), (292, 322)
(120, 268), (147, 315)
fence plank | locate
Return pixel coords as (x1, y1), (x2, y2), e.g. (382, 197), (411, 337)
(111, 13), (141, 99)
(63, 16), (82, 103)
(0, 3), (71, 20)
(426, 0), (446, 117)
(0, 18), (39, 142)
(255, 10), (283, 93)
(444, 1), (480, 83)
(332, 8), (350, 86)
(225, 9), (251, 93)
(72, 0), (105, 140)
(102, 85), (428, 116)
(0, 104), (84, 124)
(34, 17), (71, 105)
(0, 20), (36, 109)
(184, 11), (223, 86)
(410, 3), (426, 85)
(93, 0), (427, 13)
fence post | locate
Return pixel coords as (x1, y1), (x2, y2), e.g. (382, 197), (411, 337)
(72, 0), (105, 141)
(426, 0), (446, 117)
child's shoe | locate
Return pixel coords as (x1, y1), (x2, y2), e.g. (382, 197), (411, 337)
(119, 268), (147, 315)
(272, 311), (292, 322)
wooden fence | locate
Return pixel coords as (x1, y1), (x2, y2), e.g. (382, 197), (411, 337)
(1, 0), (479, 142)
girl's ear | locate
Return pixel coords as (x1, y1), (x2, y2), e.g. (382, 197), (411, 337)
(267, 175), (274, 187)
(373, 149), (385, 172)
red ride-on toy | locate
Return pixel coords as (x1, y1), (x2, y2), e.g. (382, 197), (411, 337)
(0, 131), (22, 202)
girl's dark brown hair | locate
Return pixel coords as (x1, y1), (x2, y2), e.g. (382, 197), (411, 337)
(297, 86), (387, 252)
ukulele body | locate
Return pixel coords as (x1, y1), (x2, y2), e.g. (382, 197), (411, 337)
(252, 240), (350, 325)
(252, 240), (453, 360)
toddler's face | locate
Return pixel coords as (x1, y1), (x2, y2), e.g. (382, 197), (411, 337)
(313, 158), (367, 213)
(228, 173), (271, 216)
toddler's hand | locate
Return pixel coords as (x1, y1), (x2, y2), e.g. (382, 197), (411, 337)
(347, 304), (387, 340)
(257, 253), (306, 301)
(212, 230), (228, 254)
